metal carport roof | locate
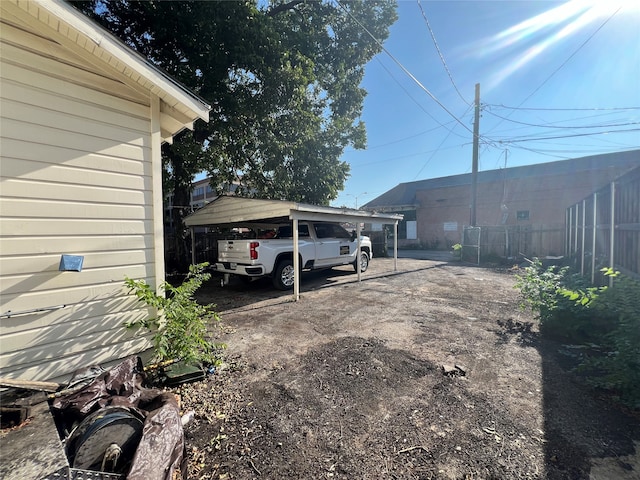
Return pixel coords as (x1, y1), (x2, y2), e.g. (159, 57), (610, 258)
(184, 195), (404, 227)
(184, 196), (404, 300)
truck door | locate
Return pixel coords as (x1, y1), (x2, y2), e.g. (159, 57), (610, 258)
(313, 223), (353, 267)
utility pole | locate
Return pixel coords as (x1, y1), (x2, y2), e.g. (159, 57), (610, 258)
(470, 83), (480, 227)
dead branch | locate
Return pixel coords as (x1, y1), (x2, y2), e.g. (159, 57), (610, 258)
(266, 0), (305, 17)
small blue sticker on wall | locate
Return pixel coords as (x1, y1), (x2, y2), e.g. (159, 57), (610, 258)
(59, 255), (84, 272)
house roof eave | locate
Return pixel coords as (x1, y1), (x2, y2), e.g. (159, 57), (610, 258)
(18, 0), (211, 132)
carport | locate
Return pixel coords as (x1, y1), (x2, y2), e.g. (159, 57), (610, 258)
(184, 196), (404, 300)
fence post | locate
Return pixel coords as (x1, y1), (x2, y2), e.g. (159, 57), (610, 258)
(574, 204), (579, 254)
(569, 206), (573, 255)
(591, 192), (597, 284)
(609, 182), (616, 287)
(565, 209), (569, 256)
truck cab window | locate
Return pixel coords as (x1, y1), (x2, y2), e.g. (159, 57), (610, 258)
(276, 224), (310, 238)
(314, 223), (350, 239)
(298, 225), (310, 237)
(314, 225), (328, 238)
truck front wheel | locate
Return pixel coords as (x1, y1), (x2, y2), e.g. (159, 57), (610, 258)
(353, 251), (370, 273)
(273, 259), (295, 290)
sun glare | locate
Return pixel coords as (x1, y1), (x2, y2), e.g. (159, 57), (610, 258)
(477, 1), (638, 90)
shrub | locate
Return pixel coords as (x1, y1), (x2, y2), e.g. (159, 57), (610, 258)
(516, 261), (640, 408)
(124, 263), (222, 366)
(514, 259), (570, 322)
(451, 243), (462, 261)
(562, 270), (640, 408)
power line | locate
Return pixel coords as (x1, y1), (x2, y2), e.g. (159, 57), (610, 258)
(484, 109), (640, 130)
(509, 145), (634, 154)
(486, 104), (640, 112)
(413, 104), (474, 180)
(345, 122), (456, 152)
(373, 57), (469, 140)
(498, 128), (640, 144)
(520, 135), (640, 151)
(486, 110), (636, 134)
(505, 143), (574, 160)
(416, 0), (469, 105)
(348, 142), (470, 168)
(333, 0), (474, 135)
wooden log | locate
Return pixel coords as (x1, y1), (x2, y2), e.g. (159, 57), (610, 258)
(0, 377), (61, 392)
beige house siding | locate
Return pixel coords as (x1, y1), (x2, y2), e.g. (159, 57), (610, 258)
(0, 2), (209, 382)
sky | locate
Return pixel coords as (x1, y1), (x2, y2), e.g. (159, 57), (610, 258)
(331, 0), (640, 208)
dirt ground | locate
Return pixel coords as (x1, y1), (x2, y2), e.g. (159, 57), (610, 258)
(178, 256), (640, 480)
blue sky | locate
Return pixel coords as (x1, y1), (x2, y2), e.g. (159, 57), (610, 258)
(332, 0), (640, 208)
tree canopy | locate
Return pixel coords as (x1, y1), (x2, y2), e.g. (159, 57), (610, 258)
(75, 0), (396, 200)
(72, 0), (397, 267)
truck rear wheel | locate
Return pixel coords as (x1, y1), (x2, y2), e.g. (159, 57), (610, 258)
(273, 259), (295, 290)
(353, 251), (370, 273)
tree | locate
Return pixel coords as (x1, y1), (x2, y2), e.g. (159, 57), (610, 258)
(72, 0), (397, 269)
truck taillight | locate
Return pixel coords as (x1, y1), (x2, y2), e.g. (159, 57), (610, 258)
(250, 242), (259, 260)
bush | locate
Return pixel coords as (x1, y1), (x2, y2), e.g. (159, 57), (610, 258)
(514, 259), (570, 322)
(124, 263), (222, 366)
(516, 261), (640, 408)
(565, 271), (640, 408)
(515, 260), (601, 340)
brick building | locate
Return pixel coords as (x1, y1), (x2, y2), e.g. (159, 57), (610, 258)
(363, 150), (639, 256)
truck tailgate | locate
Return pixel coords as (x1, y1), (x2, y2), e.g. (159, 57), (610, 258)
(218, 240), (253, 262)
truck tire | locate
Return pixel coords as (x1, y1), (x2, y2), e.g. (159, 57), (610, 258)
(273, 259), (296, 290)
(353, 251), (370, 273)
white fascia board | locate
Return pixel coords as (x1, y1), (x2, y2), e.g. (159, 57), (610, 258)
(28, 0), (211, 124)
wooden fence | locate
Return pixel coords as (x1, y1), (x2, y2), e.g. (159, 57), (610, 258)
(566, 166), (640, 284)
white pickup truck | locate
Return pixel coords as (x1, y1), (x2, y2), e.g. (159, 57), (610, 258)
(214, 222), (373, 289)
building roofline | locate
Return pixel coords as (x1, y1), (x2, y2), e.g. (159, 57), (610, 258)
(18, 0), (211, 123)
(364, 149), (640, 209)
(404, 149), (640, 188)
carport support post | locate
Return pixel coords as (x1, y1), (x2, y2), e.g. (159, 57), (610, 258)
(293, 218), (300, 301)
(356, 222), (362, 282)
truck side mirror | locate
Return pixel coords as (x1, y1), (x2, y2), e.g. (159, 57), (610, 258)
(351, 230), (356, 241)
